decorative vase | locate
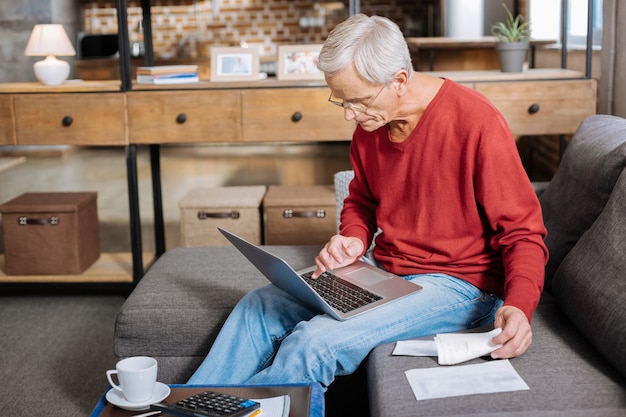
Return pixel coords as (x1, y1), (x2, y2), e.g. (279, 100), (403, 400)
(495, 41), (529, 73)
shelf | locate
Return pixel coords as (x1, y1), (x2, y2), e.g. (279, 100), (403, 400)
(0, 80), (121, 94)
(0, 252), (153, 283)
(425, 68), (587, 83)
(406, 36), (556, 50)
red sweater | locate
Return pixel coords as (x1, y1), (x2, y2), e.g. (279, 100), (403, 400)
(341, 79), (548, 321)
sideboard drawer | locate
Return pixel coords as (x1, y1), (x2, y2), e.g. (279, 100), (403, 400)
(0, 95), (15, 145)
(242, 88), (354, 142)
(475, 79), (597, 136)
(128, 90), (241, 144)
(13, 93), (127, 145)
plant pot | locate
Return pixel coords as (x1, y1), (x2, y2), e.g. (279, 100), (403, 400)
(495, 42), (529, 73)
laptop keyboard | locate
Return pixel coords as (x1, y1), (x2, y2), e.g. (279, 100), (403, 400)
(301, 271), (382, 313)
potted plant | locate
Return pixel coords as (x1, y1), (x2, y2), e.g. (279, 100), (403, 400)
(490, 3), (530, 72)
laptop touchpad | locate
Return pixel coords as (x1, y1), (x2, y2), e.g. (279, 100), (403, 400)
(344, 267), (390, 286)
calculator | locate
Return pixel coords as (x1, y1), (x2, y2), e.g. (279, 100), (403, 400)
(150, 390), (260, 417)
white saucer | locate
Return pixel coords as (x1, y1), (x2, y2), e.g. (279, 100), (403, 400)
(106, 382), (171, 411)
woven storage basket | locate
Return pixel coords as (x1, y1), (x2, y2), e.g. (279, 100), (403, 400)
(263, 185), (336, 245)
(179, 186), (266, 247)
(0, 192), (100, 275)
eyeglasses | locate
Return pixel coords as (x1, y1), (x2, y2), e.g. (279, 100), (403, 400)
(328, 84), (387, 114)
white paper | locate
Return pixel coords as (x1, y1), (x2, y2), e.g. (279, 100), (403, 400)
(393, 328), (503, 365)
(435, 328), (502, 365)
(250, 395), (290, 417)
(405, 359), (529, 401)
(392, 339), (438, 357)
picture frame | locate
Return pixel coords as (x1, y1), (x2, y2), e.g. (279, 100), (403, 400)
(277, 44), (325, 81)
(210, 47), (259, 82)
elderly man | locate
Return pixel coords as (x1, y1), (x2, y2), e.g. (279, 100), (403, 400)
(188, 14), (547, 389)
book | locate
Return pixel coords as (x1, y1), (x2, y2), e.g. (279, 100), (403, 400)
(136, 73), (199, 84)
(136, 65), (199, 75)
(249, 395), (290, 417)
(93, 386), (313, 417)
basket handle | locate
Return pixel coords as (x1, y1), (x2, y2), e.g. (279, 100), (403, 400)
(197, 210), (240, 220)
(18, 216), (60, 226)
(283, 209), (326, 219)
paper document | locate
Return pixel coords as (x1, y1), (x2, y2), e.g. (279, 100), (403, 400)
(249, 395), (290, 417)
(393, 328), (502, 365)
(392, 339), (438, 357)
(405, 359), (529, 400)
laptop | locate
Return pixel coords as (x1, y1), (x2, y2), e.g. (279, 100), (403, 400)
(218, 227), (422, 321)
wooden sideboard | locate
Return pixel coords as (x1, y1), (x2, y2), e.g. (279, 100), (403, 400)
(0, 69), (597, 285)
(428, 69), (598, 136)
(0, 70), (596, 146)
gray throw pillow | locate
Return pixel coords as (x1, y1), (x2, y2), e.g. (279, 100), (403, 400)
(552, 168), (626, 378)
(540, 115), (626, 291)
(334, 170), (355, 232)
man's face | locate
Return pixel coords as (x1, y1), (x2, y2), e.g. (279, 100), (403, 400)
(325, 66), (390, 132)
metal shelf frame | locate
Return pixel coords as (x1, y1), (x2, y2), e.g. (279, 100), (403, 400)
(113, 0), (596, 281)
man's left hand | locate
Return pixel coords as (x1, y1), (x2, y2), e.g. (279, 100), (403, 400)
(490, 305), (532, 359)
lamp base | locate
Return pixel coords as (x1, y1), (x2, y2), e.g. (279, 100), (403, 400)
(33, 55), (70, 86)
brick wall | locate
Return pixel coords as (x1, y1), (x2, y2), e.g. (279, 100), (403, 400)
(82, 0), (439, 59)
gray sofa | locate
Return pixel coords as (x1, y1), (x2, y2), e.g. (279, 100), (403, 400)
(114, 115), (626, 416)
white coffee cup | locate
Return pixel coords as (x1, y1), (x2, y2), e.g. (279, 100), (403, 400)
(106, 356), (157, 403)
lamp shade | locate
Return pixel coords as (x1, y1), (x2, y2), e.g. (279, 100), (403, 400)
(24, 24), (76, 56)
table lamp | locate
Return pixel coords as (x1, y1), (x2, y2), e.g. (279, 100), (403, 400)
(24, 24), (76, 86)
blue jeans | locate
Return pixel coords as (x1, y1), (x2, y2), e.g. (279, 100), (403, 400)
(187, 273), (503, 388)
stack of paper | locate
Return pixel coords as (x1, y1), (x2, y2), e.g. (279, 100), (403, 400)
(248, 395), (290, 417)
(392, 328), (503, 365)
(136, 65), (199, 84)
(393, 328), (530, 401)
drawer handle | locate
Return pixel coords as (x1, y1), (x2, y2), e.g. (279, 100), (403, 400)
(291, 112), (303, 122)
(18, 216), (60, 226)
(197, 210), (240, 220)
(176, 113), (187, 124)
(528, 103), (540, 114)
(62, 116), (73, 127)
(283, 209), (326, 219)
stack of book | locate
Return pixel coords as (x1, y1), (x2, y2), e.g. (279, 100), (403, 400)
(136, 65), (199, 84)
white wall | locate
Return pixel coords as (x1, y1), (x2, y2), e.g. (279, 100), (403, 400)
(0, 0), (79, 83)
(442, 0), (515, 37)
(599, 0), (626, 117)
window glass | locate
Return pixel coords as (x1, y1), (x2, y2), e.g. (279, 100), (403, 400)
(529, 0), (603, 47)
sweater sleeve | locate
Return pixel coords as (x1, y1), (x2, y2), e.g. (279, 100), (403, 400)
(338, 129), (379, 255)
(474, 114), (548, 321)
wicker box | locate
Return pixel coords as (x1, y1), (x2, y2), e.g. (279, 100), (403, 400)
(179, 186), (266, 247)
(263, 185), (336, 245)
(0, 192), (100, 275)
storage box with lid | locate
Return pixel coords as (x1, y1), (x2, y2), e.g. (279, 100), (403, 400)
(263, 185), (336, 245)
(0, 192), (100, 275)
(179, 186), (266, 247)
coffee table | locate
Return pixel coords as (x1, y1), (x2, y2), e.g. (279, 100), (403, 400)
(89, 384), (324, 417)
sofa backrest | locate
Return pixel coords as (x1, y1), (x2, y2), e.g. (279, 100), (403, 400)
(551, 165), (626, 378)
(539, 114), (626, 291)
(334, 170), (355, 232)
(333, 169), (381, 252)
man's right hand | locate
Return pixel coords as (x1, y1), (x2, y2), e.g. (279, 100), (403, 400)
(312, 234), (364, 278)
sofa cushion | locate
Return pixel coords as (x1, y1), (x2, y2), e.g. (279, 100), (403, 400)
(540, 115), (626, 291)
(366, 302), (626, 417)
(552, 168), (626, 379)
(114, 245), (321, 383)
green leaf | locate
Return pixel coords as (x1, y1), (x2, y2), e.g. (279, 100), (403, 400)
(490, 2), (530, 43)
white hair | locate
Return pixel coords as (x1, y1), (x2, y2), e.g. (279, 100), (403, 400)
(317, 14), (414, 85)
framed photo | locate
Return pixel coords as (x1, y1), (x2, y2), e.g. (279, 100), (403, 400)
(277, 44), (325, 81)
(210, 47), (259, 82)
